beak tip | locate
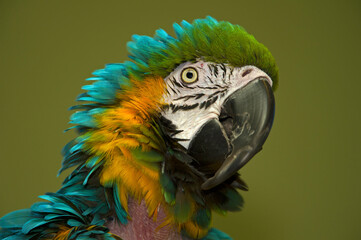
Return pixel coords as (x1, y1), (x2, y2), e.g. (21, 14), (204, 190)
(201, 178), (216, 190)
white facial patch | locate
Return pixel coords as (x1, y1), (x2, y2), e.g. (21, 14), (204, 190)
(161, 61), (272, 149)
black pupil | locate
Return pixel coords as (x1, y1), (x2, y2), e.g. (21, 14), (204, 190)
(186, 71), (194, 79)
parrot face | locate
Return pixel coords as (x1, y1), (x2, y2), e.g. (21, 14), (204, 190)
(161, 60), (275, 190)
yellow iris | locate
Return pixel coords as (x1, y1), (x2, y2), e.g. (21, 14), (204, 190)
(181, 67), (198, 83)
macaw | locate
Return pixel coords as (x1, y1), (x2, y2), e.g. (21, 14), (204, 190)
(0, 17), (278, 240)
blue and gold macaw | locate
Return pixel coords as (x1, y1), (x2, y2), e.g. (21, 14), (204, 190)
(0, 17), (278, 240)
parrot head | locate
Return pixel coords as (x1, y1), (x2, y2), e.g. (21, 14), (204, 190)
(67, 16), (278, 239)
(162, 60), (274, 190)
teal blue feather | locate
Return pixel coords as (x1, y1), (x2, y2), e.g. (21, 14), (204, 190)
(1, 172), (118, 239)
(221, 188), (244, 212)
(81, 81), (117, 101)
(201, 228), (232, 240)
(31, 202), (57, 214)
(85, 155), (101, 168)
(86, 77), (103, 81)
(58, 152), (87, 175)
(69, 142), (84, 153)
(44, 214), (72, 220)
(68, 103), (101, 111)
(67, 219), (83, 227)
(90, 214), (106, 226)
(77, 95), (104, 103)
(70, 111), (97, 128)
(113, 182), (128, 224)
(193, 208), (211, 229)
(83, 162), (102, 185)
(3, 235), (36, 240)
(82, 203), (104, 217)
(51, 203), (85, 220)
(0, 209), (32, 229)
(154, 29), (175, 43)
(22, 218), (53, 234)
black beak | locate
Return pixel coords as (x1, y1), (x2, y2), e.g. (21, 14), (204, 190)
(188, 78), (275, 190)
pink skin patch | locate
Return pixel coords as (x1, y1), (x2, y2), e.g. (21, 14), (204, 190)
(106, 197), (190, 240)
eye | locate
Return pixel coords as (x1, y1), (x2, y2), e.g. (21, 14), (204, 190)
(181, 67), (198, 84)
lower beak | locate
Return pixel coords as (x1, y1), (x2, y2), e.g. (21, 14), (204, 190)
(188, 78), (275, 190)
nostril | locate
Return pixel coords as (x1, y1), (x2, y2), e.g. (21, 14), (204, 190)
(242, 68), (253, 77)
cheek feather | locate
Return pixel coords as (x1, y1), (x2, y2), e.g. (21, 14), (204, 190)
(119, 77), (167, 118)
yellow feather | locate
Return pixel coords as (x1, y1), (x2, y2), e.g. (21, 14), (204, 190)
(182, 221), (209, 239)
(54, 226), (75, 240)
(85, 76), (206, 237)
(117, 138), (140, 149)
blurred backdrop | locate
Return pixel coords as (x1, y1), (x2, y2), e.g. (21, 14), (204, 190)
(0, 0), (360, 239)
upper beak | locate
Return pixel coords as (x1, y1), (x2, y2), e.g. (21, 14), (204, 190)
(188, 78), (275, 190)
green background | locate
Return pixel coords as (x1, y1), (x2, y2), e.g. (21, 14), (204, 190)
(0, 0), (360, 239)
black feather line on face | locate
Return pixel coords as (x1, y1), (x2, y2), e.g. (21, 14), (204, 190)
(171, 77), (189, 89)
(164, 102), (201, 113)
(171, 103), (200, 113)
(229, 67), (234, 79)
(212, 64), (218, 77)
(206, 76), (214, 84)
(168, 84), (178, 94)
(204, 96), (218, 109)
(219, 63), (227, 81)
(173, 93), (205, 102)
(196, 86), (219, 90)
(176, 103), (200, 113)
(198, 97), (215, 109)
(207, 64), (213, 75)
(207, 89), (228, 100)
(195, 93), (205, 99)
